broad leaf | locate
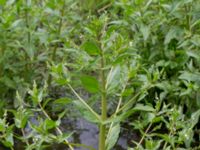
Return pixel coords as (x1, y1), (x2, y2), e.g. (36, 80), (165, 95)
(80, 75), (100, 93)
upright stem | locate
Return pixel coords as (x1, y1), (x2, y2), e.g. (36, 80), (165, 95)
(99, 51), (107, 150)
(185, 5), (191, 32)
(25, 1), (30, 46)
(48, 2), (65, 85)
(25, 0), (31, 77)
(51, 3), (65, 61)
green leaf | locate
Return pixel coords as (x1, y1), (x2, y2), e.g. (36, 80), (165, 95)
(81, 41), (101, 56)
(134, 104), (155, 112)
(80, 75), (99, 93)
(56, 133), (73, 143)
(53, 98), (72, 105)
(0, 119), (5, 132)
(14, 91), (23, 108)
(2, 132), (14, 148)
(180, 128), (193, 148)
(28, 81), (39, 106)
(25, 44), (35, 60)
(145, 139), (162, 150)
(186, 50), (200, 59)
(10, 19), (23, 29)
(44, 119), (57, 131)
(164, 26), (183, 44)
(51, 63), (70, 85)
(0, 76), (16, 89)
(106, 124), (120, 150)
(140, 24), (150, 41)
(106, 66), (121, 92)
(179, 71), (200, 83)
(14, 109), (30, 128)
(190, 109), (200, 128)
(55, 78), (69, 85)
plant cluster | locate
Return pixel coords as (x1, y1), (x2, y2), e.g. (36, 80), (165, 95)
(0, 0), (200, 150)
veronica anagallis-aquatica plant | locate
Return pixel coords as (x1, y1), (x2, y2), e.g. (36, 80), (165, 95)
(49, 14), (152, 150)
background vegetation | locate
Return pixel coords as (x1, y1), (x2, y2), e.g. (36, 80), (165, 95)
(0, 0), (200, 149)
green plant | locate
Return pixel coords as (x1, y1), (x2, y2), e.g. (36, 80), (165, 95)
(128, 101), (200, 150)
(1, 0), (200, 149)
(0, 111), (14, 149)
(49, 12), (153, 149)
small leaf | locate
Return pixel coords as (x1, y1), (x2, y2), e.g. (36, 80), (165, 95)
(164, 26), (183, 44)
(51, 63), (70, 85)
(134, 104), (155, 112)
(55, 78), (69, 85)
(0, 76), (16, 89)
(53, 98), (72, 105)
(2, 128), (14, 148)
(140, 24), (150, 41)
(25, 44), (35, 60)
(106, 66), (121, 92)
(81, 41), (101, 56)
(190, 109), (200, 128)
(10, 19), (22, 28)
(56, 133), (73, 143)
(106, 124), (120, 150)
(44, 119), (57, 130)
(14, 91), (23, 108)
(0, 119), (5, 132)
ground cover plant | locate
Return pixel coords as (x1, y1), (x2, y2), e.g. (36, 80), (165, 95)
(0, 0), (200, 149)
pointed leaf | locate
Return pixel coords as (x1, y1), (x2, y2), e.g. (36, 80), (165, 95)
(106, 124), (120, 150)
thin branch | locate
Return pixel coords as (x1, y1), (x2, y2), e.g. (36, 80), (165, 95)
(67, 84), (101, 121)
(97, 2), (112, 13)
(137, 122), (152, 148)
(117, 85), (151, 114)
(38, 103), (74, 150)
(107, 81), (127, 136)
(21, 128), (30, 146)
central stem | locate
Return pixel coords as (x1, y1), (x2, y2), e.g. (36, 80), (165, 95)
(99, 51), (107, 150)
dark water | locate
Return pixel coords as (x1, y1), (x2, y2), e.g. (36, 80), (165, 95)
(7, 117), (138, 150)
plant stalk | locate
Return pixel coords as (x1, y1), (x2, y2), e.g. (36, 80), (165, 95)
(137, 122), (152, 148)
(99, 51), (107, 150)
(51, 3), (65, 61)
(21, 128), (30, 146)
(25, 0), (31, 77)
(68, 84), (100, 121)
(48, 2), (65, 85)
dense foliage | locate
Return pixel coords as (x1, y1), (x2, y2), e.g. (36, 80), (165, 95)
(0, 0), (200, 149)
